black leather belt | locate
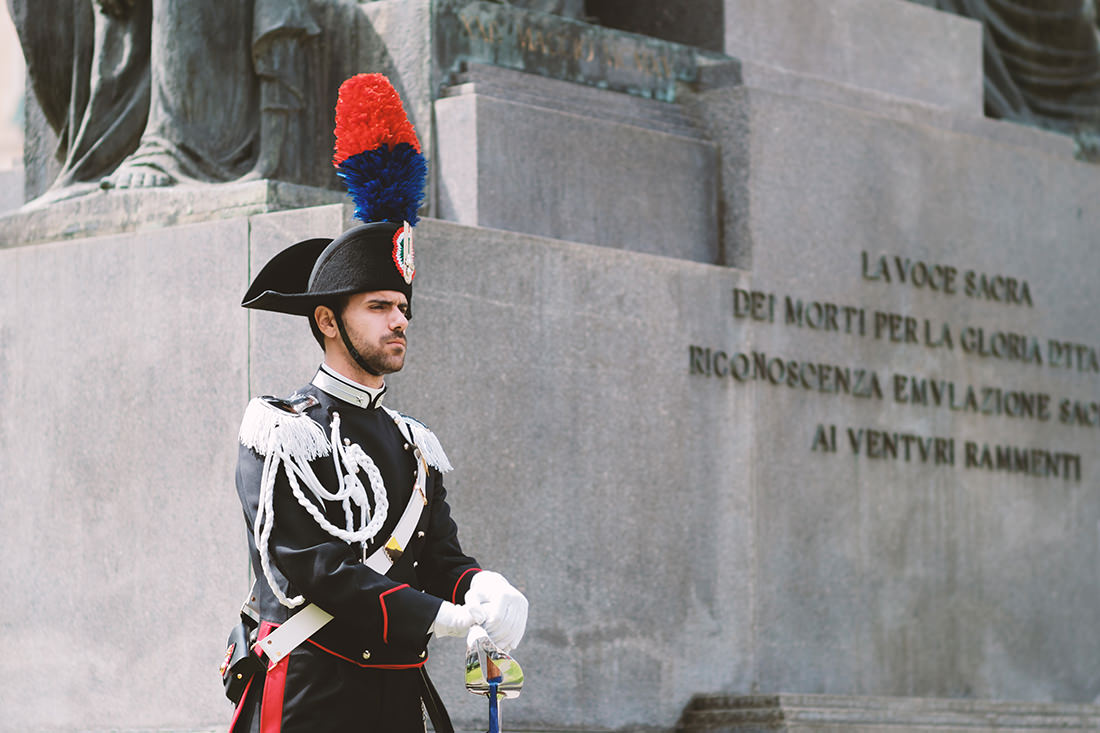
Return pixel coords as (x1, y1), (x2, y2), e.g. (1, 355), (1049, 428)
(419, 667), (455, 733)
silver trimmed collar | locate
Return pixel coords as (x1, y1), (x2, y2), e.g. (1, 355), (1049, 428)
(311, 364), (387, 409)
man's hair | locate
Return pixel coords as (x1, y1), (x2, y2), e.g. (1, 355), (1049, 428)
(309, 296), (350, 349)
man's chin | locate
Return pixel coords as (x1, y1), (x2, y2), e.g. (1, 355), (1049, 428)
(381, 356), (406, 374)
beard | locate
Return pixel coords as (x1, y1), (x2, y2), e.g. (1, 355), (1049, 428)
(355, 332), (407, 375)
(337, 319), (407, 377)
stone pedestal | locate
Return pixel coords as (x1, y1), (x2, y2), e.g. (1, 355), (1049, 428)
(435, 64), (719, 262)
(3, 1), (1100, 732)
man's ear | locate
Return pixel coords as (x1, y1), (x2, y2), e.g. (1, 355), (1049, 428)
(314, 304), (339, 339)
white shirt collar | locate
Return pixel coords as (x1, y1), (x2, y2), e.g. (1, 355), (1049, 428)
(311, 364), (387, 409)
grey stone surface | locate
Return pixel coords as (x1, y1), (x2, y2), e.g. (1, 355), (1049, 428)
(0, 166), (23, 214)
(722, 0), (983, 114)
(0, 179), (343, 248)
(0, 219), (250, 730)
(434, 65), (720, 263)
(695, 58), (1076, 159)
(685, 78), (1088, 270)
(687, 79), (1100, 705)
(679, 694), (1100, 732)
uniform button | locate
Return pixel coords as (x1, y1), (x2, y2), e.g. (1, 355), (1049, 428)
(419, 651), (427, 659)
(417, 531), (425, 539)
(344, 438), (351, 446)
(403, 443), (411, 451)
(412, 561), (418, 568)
(362, 650), (371, 660)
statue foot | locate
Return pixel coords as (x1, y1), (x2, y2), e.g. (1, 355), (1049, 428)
(240, 145), (283, 183)
(100, 162), (177, 190)
(238, 169), (269, 183)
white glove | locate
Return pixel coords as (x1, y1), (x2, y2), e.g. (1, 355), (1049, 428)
(464, 571), (528, 652)
(430, 601), (487, 638)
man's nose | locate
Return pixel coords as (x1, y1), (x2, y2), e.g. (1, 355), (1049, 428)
(391, 308), (409, 329)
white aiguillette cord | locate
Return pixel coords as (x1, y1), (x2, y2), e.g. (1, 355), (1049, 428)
(254, 447), (430, 667)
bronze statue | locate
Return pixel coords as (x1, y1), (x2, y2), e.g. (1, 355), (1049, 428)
(915, 0), (1100, 137)
(8, 0), (318, 196)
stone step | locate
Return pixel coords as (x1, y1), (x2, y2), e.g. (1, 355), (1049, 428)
(676, 694), (1100, 732)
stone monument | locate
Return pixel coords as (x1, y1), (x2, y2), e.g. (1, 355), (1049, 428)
(2, 2), (1100, 732)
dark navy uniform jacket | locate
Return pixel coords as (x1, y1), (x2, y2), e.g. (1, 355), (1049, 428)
(230, 373), (480, 731)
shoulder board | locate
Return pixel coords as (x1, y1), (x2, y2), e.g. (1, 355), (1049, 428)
(239, 394), (330, 460)
(383, 407), (453, 473)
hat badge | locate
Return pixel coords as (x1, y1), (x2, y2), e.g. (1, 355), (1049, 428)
(392, 221), (415, 285)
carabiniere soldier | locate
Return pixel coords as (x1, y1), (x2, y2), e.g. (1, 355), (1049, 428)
(223, 73), (528, 733)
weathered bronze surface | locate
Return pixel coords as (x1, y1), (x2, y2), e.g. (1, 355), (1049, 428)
(911, 0), (1100, 140)
(434, 0), (699, 103)
(9, 0), (318, 196)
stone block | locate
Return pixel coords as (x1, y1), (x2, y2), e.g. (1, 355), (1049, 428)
(687, 80), (1087, 269)
(695, 58), (1075, 159)
(722, 0), (983, 113)
(0, 219), (250, 731)
(434, 65), (720, 263)
(687, 80), (1100, 704)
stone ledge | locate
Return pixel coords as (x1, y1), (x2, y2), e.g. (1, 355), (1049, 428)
(695, 58), (1076, 160)
(0, 179), (344, 249)
(677, 694), (1100, 732)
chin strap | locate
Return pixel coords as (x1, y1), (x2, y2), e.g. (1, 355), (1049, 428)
(335, 314), (383, 377)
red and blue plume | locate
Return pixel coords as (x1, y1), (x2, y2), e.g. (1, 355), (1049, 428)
(333, 74), (426, 225)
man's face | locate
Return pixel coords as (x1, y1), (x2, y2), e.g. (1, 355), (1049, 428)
(336, 290), (410, 376)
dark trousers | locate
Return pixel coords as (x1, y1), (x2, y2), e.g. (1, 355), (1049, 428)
(230, 644), (426, 733)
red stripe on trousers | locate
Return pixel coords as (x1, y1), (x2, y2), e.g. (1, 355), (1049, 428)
(257, 622), (289, 733)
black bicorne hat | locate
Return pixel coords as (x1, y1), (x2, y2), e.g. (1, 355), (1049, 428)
(241, 74), (424, 319)
(241, 221), (414, 317)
